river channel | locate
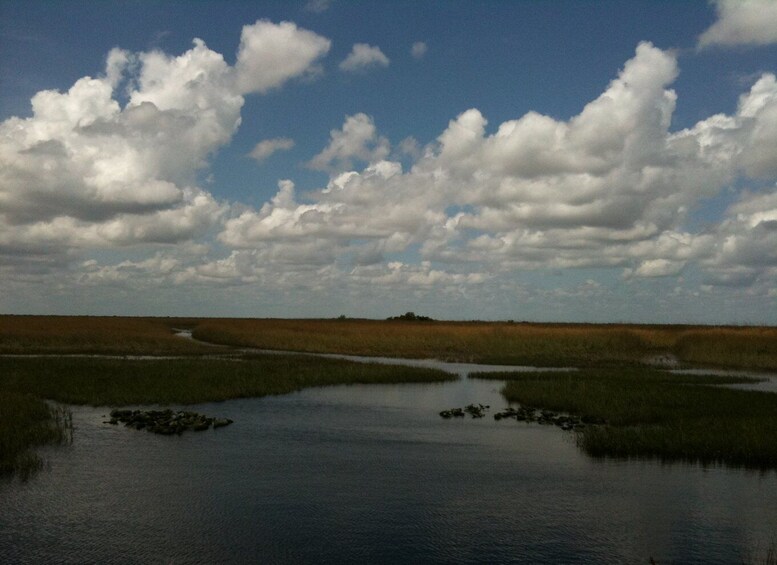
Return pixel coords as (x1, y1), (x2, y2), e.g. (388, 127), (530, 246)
(1, 347), (776, 563)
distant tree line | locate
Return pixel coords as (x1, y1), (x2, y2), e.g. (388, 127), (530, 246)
(386, 312), (434, 322)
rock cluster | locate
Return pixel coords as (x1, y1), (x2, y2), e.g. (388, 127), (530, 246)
(105, 409), (233, 435)
(439, 404), (489, 419)
(439, 403), (605, 432)
(494, 406), (604, 431)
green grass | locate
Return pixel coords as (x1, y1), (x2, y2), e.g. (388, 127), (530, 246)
(0, 354), (453, 406)
(471, 368), (777, 469)
(0, 353), (452, 479)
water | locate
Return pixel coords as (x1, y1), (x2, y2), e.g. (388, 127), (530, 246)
(670, 368), (777, 393)
(2, 376), (776, 564)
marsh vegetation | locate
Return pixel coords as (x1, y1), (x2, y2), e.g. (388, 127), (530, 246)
(0, 315), (213, 355)
(472, 368), (777, 469)
(0, 353), (450, 478)
(190, 318), (777, 370)
(0, 392), (72, 479)
(3, 315), (776, 370)
(2, 315), (776, 477)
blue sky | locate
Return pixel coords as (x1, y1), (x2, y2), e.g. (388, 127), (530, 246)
(1, 0), (776, 323)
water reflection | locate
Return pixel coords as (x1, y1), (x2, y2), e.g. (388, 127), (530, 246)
(2, 378), (776, 564)
(670, 368), (777, 393)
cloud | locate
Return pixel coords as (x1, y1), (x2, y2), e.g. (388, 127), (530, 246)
(308, 113), (390, 171)
(411, 41), (428, 59)
(234, 20), (331, 94)
(218, 42), (777, 298)
(698, 188), (777, 287)
(0, 20), (329, 264)
(698, 0), (777, 48)
(624, 259), (686, 279)
(249, 137), (295, 162)
(338, 43), (390, 72)
(670, 72), (777, 179)
(3, 34), (776, 320)
(303, 0), (331, 14)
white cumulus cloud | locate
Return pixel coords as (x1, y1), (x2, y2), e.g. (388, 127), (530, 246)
(234, 20), (331, 94)
(217, 42), (777, 298)
(0, 20), (331, 266)
(308, 113), (390, 171)
(249, 137), (295, 162)
(698, 0), (777, 48)
(339, 43), (390, 72)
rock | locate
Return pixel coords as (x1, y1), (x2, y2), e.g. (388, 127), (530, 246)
(105, 408), (232, 435)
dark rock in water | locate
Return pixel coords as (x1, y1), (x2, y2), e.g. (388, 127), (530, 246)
(441, 403), (599, 433)
(464, 404), (487, 418)
(440, 404), (488, 419)
(105, 408), (233, 435)
(489, 404), (589, 433)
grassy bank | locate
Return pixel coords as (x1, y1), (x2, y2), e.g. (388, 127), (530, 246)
(0, 353), (451, 478)
(472, 368), (777, 469)
(0, 392), (72, 479)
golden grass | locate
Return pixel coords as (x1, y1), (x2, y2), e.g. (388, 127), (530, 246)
(192, 318), (777, 370)
(0, 315), (212, 355)
(1, 315), (775, 369)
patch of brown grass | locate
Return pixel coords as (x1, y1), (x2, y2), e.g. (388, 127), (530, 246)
(0, 315), (212, 355)
(193, 319), (777, 368)
(3, 316), (774, 370)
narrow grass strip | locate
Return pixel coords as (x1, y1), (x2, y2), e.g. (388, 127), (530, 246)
(0, 354), (453, 407)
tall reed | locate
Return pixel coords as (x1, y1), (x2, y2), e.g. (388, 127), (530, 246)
(0, 392), (72, 479)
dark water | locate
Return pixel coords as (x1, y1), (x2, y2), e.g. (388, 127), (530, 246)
(2, 376), (776, 564)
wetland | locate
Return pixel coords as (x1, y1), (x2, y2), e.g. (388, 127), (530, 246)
(1, 315), (776, 563)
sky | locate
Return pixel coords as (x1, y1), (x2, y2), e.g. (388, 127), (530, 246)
(1, 0), (777, 323)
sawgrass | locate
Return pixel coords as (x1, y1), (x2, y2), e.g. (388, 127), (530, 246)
(192, 318), (777, 370)
(0, 315), (212, 355)
(472, 368), (777, 469)
(3, 316), (775, 370)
